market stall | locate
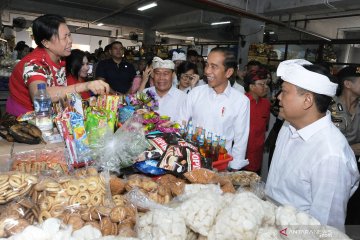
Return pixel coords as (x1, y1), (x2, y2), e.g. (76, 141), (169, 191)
(0, 90), (350, 240)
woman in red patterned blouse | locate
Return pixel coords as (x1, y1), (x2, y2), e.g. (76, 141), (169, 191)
(66, 49), (92, 100)
(7, 14), (109, 116)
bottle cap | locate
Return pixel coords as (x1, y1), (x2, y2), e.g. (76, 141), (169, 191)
(37, 83), (46, 90)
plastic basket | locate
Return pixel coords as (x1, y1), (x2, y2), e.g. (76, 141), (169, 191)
(212, 154), (233, 171)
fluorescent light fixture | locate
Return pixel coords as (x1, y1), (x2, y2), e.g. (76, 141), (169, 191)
(97, 23), (104, 26)
(137, 2), (157, 11)
(211, 21), (231, 26)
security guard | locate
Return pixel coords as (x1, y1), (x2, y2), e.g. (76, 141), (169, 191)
(330, 66), (360, 226)
(330, 66), (360, 156)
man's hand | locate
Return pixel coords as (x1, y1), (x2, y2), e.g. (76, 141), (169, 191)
(87, 80), (110, 95)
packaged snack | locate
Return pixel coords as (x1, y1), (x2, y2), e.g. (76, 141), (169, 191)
(0, 172), (38, 205)
(70, 112), (91, 165)
(134, 160), (167, 175)
(66, 92), (84, 116)
(105, 95), (120, 112)
(11, 147), (69, 174)
(85, 107), (112, 147)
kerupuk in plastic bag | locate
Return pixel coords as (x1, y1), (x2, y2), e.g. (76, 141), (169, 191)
(92, 114), (151, 173)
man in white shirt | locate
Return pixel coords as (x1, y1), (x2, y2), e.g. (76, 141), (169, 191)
(179, 47), (250, 170)
(144, 57), (186, 122)
(265, 59), (360, 231)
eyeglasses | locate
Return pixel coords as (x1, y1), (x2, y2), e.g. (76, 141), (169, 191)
(255, 82), (269, 87)
(181, 74), (195, 80)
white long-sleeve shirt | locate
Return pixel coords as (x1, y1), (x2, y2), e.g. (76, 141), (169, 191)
(179, 82), (250, 169)
(265, 112), (360, 231)
(144, 86), (186, 122)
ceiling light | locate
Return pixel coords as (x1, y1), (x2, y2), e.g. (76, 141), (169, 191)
(137, 2), (157, 11)
(211, 21), (231, 26)
(97, 23), (104, 26)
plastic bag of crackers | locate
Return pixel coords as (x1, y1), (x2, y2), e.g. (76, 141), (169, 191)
(31, 167), (106, 225)
(11, 147), (69, 175)
(0, 171), (38, 205)
(0, 198), (39, 238)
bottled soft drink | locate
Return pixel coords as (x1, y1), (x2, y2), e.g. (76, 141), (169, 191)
(210, 134), (219, 162)
(218, 137), (228, 160)
(33, 83), (53, 136)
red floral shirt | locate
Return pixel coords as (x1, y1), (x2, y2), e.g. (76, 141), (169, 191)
(9, 47), (66, 112)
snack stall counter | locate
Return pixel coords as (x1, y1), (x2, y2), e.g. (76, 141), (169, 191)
(0, 91), (351, 240)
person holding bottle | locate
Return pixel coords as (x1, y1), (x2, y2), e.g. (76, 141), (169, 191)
(7, 14), (109, 116)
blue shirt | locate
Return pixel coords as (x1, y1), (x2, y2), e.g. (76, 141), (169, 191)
(95, 58), (136, 94)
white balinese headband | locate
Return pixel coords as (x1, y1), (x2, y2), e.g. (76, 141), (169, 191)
(152, 57), (175, 70)
(277, 59), (337, 97)
(172, 52), (186, 62)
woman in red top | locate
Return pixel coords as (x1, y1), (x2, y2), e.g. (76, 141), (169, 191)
(7, 14), (109, 116)
(66, 49), (92, 99)
(243, 67), (271, 173)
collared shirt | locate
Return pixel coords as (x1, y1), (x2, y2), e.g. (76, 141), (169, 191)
(179, 82), (250, 169)
(8, 47), (66, 114)
(95, 58), (136, 94)
(265, 112), (360, 231)
(244, 93), (270, 172)
(144, 86), (187, 122)
(330, 96), (360, 145)
(232, 81), (245, 93)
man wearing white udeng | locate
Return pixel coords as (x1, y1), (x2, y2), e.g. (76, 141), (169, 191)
(265, 59), (359, 231)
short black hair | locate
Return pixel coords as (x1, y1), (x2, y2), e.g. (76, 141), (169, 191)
(110, 41), (123, 49)
(14, 41), (28, 51)
(298, 64), (335, 113)
(187, 49), (199, 58)
(176, 61), (198, 80)
(104, 44), (111, 52)
(247, 60), (262, 68)
(335, 66), (360, 96)
(243, 67), (269, 92)
(32, 14), (66, 48)
(209, 47), (237, 71)
(66, 49), (86, 78)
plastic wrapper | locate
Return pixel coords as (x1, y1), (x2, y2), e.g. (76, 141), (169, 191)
(0, 172), (38, 205)
(85, 107), (113, 148)
(156, 174), (186, 197)
(66, 92), (84, 116)
(124, 175), (173, 206)
(119, 106), (135, 124)
(147, 134), (204, 176)
(31, 168), (106, 224)
(219, 170), (261, 189)
(11, 147), (69, 174)
(183, 168), (218, 184)
(0, 198), (38, 238)
(125, 188), (168, 211)
(133, 160), (167, 175)
(176, 187), (223, 237)
(92, 115), (151, 173)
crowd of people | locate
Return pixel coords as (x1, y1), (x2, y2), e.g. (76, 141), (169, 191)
(5, 14), (360, 232)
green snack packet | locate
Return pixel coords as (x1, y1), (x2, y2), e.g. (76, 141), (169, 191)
(85, 107), (111, 147)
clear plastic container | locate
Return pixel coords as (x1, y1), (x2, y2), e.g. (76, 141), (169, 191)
(33, 83), (53, 136)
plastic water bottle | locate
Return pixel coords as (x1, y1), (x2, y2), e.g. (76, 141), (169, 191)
(33, 83), (53, 136)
